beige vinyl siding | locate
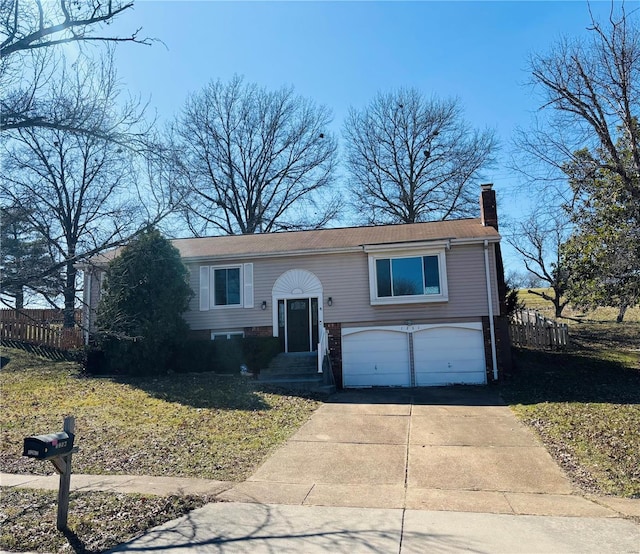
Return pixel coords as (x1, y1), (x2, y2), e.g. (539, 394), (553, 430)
(332, 243), (499, 325)
(183, 242), (500, 331)
(84, 268), (104, 333)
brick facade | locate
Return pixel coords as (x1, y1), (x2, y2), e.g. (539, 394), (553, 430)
(494, 316), (513, 376)
(244, 326), (273, 338)
(189, 329), (211, 341)
(190, 326), (275, 340)
(482, 315), (513, 382)
(481, 316), (493, 382)
(325, 322), (343, 389)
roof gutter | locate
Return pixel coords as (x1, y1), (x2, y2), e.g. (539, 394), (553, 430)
(484, 240), (498, 381)
(363, 239), (452, 253)
(180, 236), (500, 264)
(181, 245), (363, 264)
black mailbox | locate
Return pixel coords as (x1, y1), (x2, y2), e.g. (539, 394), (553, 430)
(23, 432), (75, 460)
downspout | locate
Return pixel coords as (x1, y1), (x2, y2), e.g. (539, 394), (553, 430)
(83, 269), (92, 346)
(484, 240), (498, 381)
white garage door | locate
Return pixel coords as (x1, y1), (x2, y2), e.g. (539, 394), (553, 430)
(414, 324), (486, 386)
(341, 323), (487, 388)
(341, 327), (411, 387)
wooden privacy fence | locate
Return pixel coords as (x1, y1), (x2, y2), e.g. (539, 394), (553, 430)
(0, 309), (81, 324)
(509, 309), (568, 350)
(0, 321), (83, 350)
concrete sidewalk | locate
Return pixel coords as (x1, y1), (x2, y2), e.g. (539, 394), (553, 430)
(2, 471), (639, 520)
(2, 472), (638, 553)
(3, 387), (640, 521)
(0, 472), (232, 497)
(107, 502), (640, 553)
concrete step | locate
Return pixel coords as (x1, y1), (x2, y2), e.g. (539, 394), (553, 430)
(256, 375), (335, 394)
(257, 352), (335, 393)
(262, 363), (318, 372)
(259, 371), (322, 380)
(264, 352), (318, 375)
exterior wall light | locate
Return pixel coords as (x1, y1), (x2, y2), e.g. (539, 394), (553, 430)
(261, 301), (267, 310)
(327, 297), (333, 306)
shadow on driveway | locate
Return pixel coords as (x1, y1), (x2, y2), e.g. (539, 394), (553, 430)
(326, 385), (504, 407)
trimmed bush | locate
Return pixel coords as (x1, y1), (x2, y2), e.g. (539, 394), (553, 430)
(241, 337), (282, 373)
(175, 336), (281, 374)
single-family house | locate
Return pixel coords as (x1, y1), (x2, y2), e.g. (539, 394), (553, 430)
(84, 184), (511, 388)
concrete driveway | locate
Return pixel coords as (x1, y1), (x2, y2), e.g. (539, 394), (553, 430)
(109, 387), (639, 553)
(220, 387), (615, 517)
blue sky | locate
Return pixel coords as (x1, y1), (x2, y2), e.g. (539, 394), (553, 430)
(107, 1), (616, 275)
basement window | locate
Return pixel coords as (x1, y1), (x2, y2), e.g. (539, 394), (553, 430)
(211, 331), (244, 340)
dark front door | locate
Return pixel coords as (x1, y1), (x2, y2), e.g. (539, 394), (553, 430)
(286, 298), (310, 352)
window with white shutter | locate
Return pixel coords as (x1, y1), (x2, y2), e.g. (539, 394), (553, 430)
(199, 264), (254, 309)
(243, 263), (254, 308)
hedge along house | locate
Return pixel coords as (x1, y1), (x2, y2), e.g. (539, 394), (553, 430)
(84, 184), (511, 388)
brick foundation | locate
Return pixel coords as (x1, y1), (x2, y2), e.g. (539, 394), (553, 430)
(243, 326), (273, 338)
(494, 315), (513, 376)
(482, 316), (513, 382)
(189, 329), (211, 341)
(325, 322), (343, 389)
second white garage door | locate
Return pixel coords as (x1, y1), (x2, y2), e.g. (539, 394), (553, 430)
(341, 323), (486, 388)
(413, 324), (487, 386)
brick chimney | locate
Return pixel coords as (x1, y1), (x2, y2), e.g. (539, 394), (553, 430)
(480, 183), (498, 230)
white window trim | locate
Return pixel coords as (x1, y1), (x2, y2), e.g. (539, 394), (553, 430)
(200, 263), (254, 310)
(210, 264), (243, 308)
(210, 331), (245, 340)
(368, 249), (448, 305)
(199, 266), (210, 311)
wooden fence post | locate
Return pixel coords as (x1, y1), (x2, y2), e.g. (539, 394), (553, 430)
(56, 416), (75, 531)
(509, 309), (569, 350)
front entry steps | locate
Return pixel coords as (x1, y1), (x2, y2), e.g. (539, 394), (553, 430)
(258, 352), (335, 394)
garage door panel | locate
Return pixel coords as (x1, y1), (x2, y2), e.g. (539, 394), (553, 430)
(417, 371), (486, 386)
(414, 326), (486, 386)
(344, 371), (411, 388)
(342, 329), (410, 387)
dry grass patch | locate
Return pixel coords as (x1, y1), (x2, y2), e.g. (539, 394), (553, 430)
(501, 322), (640, 498)
(517, 288), (640, 324)
(0, 347), (323, 552)
(0, 487), (210, 553)
(0, 348), (321, 481)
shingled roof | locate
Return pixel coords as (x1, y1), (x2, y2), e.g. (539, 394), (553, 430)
(171, 218), (500, 261)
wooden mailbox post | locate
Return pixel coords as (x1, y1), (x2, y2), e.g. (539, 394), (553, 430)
(22, 415), (79, 531)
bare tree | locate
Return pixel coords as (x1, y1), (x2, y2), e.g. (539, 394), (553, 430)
(507, 209), (571, 318)
(343, 88), (496, 224)
(173, 75), (340, 236)
(515, 4), (640, 206)
(1, 0), (151, 134)
(0, 56), (157, 327)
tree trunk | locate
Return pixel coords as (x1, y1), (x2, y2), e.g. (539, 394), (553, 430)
(616, 303), (628, 323)
(63, 261), (77, 328)
(15, 288), (24, 311)
(553, 295), (565, 318)
(554, 302), (563, 318)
